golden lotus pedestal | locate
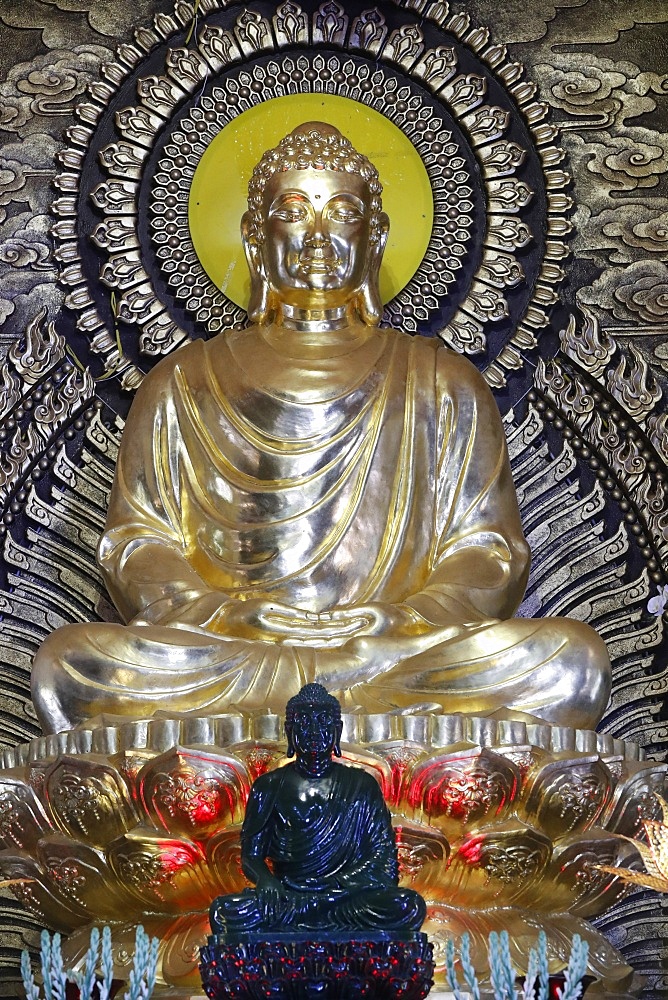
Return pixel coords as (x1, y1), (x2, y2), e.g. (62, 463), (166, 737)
(1, 711), (664, 997)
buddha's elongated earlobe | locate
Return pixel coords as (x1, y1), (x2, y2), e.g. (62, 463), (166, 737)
(356, 212), (389, 326)
(242, 211), (277, 325)
(285, 723), (295, 758)
(247, 271), (274, 325)
(334, 721), (343, 758)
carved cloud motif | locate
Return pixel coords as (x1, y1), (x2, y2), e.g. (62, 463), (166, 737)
(580, 205), (668, 264)
(580, 260), (668, 324)
(0, 46), (111, 136)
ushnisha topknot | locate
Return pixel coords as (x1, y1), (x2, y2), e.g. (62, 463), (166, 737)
(285, 682), (342, 724)
(246, 121), (384, 246)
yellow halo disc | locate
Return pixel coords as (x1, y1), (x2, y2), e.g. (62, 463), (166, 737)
(188, 93), (434, 309)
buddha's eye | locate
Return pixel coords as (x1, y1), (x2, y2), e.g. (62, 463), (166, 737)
(328, 204), (363, 224)
(271, 202), (309, 223)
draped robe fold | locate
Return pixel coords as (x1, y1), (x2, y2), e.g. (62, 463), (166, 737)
(32, 328), (611, 733)
(244, 765), (397, 889)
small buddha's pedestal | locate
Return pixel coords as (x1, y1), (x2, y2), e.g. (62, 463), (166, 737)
(199, 932), (434, 1000)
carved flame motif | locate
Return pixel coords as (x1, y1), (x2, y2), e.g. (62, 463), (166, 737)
(559, 308), (615, 379)
(314, 1), (348, 45)
(7, 308), (65, 385)
(273, 1), (308, 45)
(606, 343), (662, 422)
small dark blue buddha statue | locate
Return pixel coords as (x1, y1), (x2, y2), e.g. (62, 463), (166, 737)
(209, 682), (426, 935)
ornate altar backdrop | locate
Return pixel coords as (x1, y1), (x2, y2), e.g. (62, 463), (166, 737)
(0, 0), (666, 995)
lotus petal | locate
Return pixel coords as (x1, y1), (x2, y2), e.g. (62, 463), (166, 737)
(109, 749), (160, 798)
(45, 755), (138, 848)
(138, 746), (250, 838)
(441, 819), (552, 907)
(225, 740), (286, 781)
(206, 824), (247, 894)
(107, 824), (217, 911)
(393, 818), (450, 898)
(523, 754), (611, 837)
(36, 832), (136, 920)
(549, 913), (634, 988)
(0, 849), (84, 931)
(161, 911), (211, 988)
(362, 740), (429, 806)
(601, 760), (668, 836)
(521, 830), (642, 916)
(403, 745), (520, 836)
(0, 769), (55, 851)
(490, 743), (548, 780)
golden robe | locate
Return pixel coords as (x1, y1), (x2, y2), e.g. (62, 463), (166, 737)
(32, 327), (611, 733)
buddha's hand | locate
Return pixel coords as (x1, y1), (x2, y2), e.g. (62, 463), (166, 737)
(134, 596), (328, 641)
(231, 601), (428, 646)
(255, 872), (288, 919)
(327, 602), (428, 637)
(137, 596), (426, 644)
(212, 598), (381, 644)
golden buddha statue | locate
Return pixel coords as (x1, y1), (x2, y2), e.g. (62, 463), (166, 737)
(32, 122), (611, 735)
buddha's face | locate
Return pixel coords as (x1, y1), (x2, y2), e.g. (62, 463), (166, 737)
(288, 704), (340, 759)
(260, 167), (373, 309)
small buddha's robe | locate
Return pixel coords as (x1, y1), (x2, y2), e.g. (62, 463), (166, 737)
(32, 327), (611, 733)
(210, 762), (425, 933)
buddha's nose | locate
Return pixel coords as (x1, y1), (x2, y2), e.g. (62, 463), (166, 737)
(303, 233), (334, 253)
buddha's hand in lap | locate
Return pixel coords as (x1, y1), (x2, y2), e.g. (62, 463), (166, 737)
(274, 602), (430, 647)
(214, 599), (384, 645)
(284, 876), (346, 902)
(135, 593), (430, 646)
(131, 594), (339, 641)
(334, 615), (492, 682)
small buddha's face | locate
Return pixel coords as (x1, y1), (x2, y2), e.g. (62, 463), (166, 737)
(260, 167), (373, 308)
(289, 704), (340, 758)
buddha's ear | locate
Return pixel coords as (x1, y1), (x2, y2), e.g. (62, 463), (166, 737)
(333, 720), (343, 758)
(285, 723), (295, 758)
(356, 212), (389, 326)
(241, 211), (275, 324)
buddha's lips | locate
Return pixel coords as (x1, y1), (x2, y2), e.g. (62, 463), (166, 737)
(298, 252), (340, 275)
